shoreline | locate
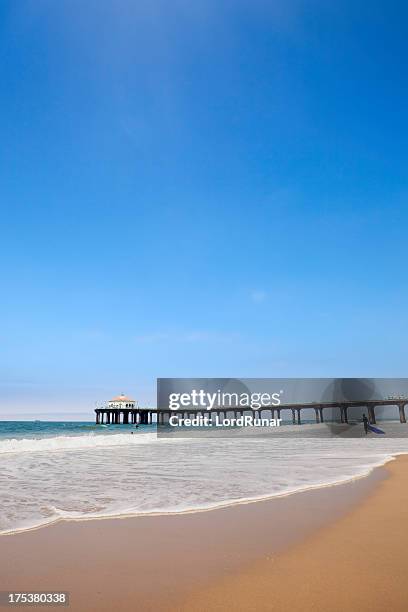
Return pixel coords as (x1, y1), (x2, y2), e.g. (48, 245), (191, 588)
(178, 454), (408, 611)
(0, 461), (388, 611)
(0, 452), (400, 538)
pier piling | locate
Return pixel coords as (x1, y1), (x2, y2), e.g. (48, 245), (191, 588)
(368, 405), (376, 425)
(95, 398), (408, 428)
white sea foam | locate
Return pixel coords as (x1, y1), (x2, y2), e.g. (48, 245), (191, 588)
(1, 425), (408, 535)
(0, 432), (157, 455)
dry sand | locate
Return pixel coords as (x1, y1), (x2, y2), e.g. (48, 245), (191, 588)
(1, 457), (406, 611)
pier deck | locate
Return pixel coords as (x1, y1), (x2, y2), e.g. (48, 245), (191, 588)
(95, 399), (408, 425)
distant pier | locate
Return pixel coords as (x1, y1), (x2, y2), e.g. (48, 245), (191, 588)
(95, 398), (408, 426)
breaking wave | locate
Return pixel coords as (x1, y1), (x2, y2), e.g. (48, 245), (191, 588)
(0, 432), (157, 455)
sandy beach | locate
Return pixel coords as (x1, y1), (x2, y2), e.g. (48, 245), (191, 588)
(2, 1), (407, 609)
(2, 456), (408, 611)
(179, 455), (408, 612)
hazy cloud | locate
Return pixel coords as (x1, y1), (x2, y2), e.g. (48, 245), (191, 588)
(134, 330), (239, 344)
(251, 290), (267, 303)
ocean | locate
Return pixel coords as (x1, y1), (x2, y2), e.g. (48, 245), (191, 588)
(1, 420), (408, 535)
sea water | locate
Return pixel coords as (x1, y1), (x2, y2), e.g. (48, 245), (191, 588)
(1, 420), (408, 535)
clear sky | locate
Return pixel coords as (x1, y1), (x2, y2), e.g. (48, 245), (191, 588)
(1, 1), (408, 419)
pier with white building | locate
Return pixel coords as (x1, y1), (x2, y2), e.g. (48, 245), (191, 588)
(95, 394), (408, 426)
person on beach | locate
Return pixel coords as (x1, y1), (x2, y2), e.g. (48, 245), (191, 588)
(362, 414), (369, 435)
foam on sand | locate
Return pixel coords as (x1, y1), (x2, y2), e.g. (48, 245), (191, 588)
(1, 424), (408, 535)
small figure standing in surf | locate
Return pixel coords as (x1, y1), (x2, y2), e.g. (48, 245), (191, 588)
(362, 413), (369, 435)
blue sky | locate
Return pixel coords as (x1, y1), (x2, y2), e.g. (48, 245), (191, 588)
(1, 1), (408, 418)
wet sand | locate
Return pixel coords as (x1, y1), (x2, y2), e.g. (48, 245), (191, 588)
(0, 465), (387, 611)
(178, 455), (408, 612)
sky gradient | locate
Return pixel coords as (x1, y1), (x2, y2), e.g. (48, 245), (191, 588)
(1, 1), (408, 418)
